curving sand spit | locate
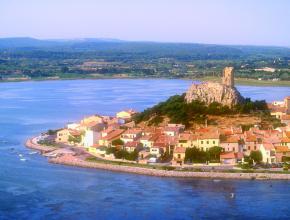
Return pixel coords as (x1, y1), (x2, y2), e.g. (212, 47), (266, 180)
(25, 138), (56, 153)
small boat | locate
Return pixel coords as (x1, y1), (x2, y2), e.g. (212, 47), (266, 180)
(230, 193), (235, 198)
(20, 158), (27, 162)
(29, 151), (38, 155)
(18, 154), (23, 157)
(213, 179), (221, 182)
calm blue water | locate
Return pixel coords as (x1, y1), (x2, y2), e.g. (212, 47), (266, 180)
(0, 79), (290, 220)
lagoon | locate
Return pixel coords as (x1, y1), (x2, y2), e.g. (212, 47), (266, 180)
(0, 79), (290, 219)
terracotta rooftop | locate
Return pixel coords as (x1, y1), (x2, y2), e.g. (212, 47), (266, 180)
(125, 141), (140, 148)
(282, 115), (290, 120)
(174, 147), (186, 154)
(262, 143), (275, 150)
(281, 137), (290, 143)
(271, 106), (286, 113)
(153, 142), (167, 148)
(123, 128), (142, 135)
(275, 146), (290, 153)
(103, 129), (125, 141)
(179, 132), (197, 141)
(221, 136), (240, 143)
(285, 131), (290, 138)
(220, 152), (243, 159)
(197, 132), (220, 140)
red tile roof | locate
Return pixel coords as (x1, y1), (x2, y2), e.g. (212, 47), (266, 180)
(174, 147), (186, 154)
(222, 135), (240, 143)
(103, 129), (125, 141)
(275, 146), (290, 153)
(220, 152), (243, 159)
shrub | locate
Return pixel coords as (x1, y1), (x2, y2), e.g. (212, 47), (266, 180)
(112, 139), (124, 146)
(250, 150), (263, 164)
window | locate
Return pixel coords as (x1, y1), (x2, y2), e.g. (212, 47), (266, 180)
(207, 141), (209, 144)
(213, 141), (215, 144)
(248, 146), (250, 150)
(201, 141), (203, 144)
(178, 154), (181, 159)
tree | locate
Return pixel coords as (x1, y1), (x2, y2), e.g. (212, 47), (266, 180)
(113, 149), (138, 161)
(250, 150), (262, 163)
(106, 147), (117, 155)
(112, 139), (124, 146)
(208, 146), (223, 162)
(160, 150), (172, 162)
(185, 147), (207, 163)
(61, 66), (69, 73)
(47, 129), (58, 135)
(68, 135), (81, 143)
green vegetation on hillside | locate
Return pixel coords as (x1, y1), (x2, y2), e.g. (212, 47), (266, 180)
(133, 94), (268, 127)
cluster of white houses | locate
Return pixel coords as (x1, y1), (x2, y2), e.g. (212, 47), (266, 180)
(55, 97), (290, 165)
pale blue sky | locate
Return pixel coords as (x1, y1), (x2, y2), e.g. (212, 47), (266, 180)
(0, 0), (289, 46)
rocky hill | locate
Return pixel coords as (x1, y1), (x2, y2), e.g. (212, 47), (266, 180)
(185, 81), (244, 107)
(185, 67), (244, 107)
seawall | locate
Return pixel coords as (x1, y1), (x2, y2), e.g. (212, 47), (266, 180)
(25, 137), (290, 180)
(49, 154), (290, 180)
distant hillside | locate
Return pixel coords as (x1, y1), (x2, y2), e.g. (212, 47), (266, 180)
(0, 37), (289, 59)
(0, 37), (124, 49)
(0, 37), (289, 81)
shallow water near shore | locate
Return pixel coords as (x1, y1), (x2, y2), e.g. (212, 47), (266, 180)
(0, 79), (290, 219)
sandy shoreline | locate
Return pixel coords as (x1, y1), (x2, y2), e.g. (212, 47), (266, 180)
(25, 138), (56, 153)
(25, 138), (290, 180)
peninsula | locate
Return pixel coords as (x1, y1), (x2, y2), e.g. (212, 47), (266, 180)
(25, 67), (290, 179)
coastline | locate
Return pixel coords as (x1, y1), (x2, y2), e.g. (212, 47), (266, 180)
(25, 138), (290, 180)
(25, 137), (56, 153)
(2, 76), (290, 87)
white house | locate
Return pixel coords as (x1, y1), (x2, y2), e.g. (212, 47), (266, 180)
(82, 123), (106, 148)
(120, 128), (142, 144)
(260, 143), (276, 164)
(67, 122), (80, 130)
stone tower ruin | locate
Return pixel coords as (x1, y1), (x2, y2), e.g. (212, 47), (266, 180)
(222, 67), (234, 88)
(284, 96), (290, 114)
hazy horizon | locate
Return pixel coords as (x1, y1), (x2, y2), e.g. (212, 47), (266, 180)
(1, 0), (290, 47)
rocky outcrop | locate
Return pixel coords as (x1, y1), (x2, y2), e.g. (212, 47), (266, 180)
(185, 81), (244, 107)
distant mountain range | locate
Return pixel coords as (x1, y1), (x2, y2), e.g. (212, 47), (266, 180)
(0, 37), (288, 49)
(0, 37), (125, 48)
(0, 37), (289, 60)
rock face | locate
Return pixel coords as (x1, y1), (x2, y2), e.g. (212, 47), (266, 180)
(185, 67), (244, 107)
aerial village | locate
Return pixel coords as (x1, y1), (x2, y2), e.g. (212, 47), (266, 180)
(41, 94), (290, 169)
(31, 67), (290, 170)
